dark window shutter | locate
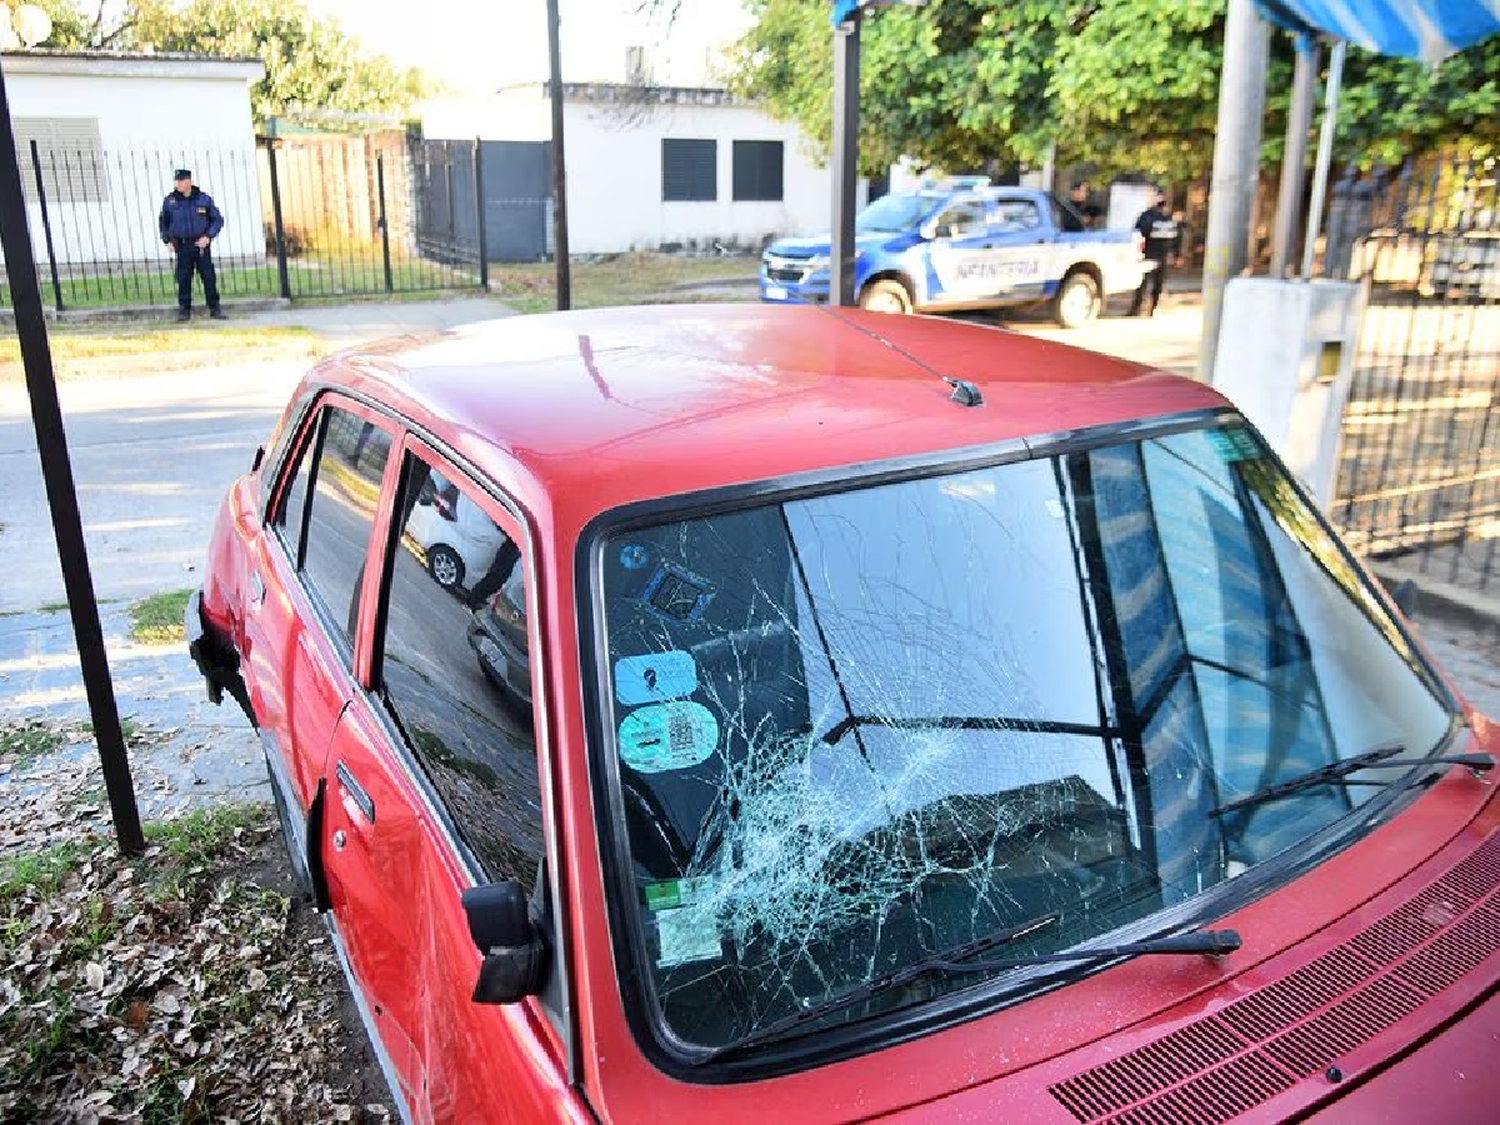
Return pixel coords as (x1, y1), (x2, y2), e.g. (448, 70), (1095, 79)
(662, 138), (717, 202)
(732, 140), (784, 202)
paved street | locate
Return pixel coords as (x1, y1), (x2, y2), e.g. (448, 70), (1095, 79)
(3, 293), (1499, 849)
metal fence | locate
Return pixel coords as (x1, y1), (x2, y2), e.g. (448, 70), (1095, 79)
(1331, 152), (1500, 591)
(0, 133), (499, 311)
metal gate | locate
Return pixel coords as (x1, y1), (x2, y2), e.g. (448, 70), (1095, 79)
(1331, 153), (1500, 591)
(413, 139), (549, 264)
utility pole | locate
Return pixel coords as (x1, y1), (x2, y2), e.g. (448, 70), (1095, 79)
(1198, 0), (1271, 383)
(0, 58), (144, 855)
(545, 0), (571, 310)
(1269, 35), (1320, 277)
(830, 9), (861, 308)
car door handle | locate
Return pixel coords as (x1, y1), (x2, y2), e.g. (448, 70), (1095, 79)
(335, 760), (376, 824)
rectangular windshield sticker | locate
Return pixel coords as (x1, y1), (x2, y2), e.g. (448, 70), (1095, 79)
(1208, 428), (1260, 463)
(641, 562), (715, 623)
(656, 904), (722, 967)
(644, 875), (715, 912)
(618, 701), (720, 772)
(615, 650), (699, 706)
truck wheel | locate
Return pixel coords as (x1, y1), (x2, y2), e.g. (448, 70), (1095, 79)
(859, 279), (913, 315)
(1054, 271), (1101, 329)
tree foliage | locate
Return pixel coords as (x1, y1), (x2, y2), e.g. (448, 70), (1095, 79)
(729, 0), (1500, 182)
(18, 0), (434, 126)
(6, 0), (133, 48)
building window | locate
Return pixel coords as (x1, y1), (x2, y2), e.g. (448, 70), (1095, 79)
(662, 138), (716, 202)
(732, 140), (784, 202)
(11, 117), (109, 205)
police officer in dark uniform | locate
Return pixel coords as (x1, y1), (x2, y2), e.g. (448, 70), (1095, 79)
(1129, 187), (1182, 317)
(159, 168), (225, 321)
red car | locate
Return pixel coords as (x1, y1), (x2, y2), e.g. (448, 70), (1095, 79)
(188, 305), (1500, 1123)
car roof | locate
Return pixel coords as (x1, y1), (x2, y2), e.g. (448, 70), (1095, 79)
(313, 304), (1228, 533)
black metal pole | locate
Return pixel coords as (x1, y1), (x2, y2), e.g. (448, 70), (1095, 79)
(545, 0), (571, 309)
(377, 153), (394, 293)
(0, 59), (145, 855)
(473, 136), (489, 291)
(28, 139), (64, 312)
(830, 11), (860, 308)
(264, 131), (292, 300)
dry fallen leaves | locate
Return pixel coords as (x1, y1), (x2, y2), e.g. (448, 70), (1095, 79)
(0, 810), (394, 1122)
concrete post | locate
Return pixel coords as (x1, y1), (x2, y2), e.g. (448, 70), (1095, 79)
(1198, 0), (1271, 384)
(1270, 35), (1320, 278)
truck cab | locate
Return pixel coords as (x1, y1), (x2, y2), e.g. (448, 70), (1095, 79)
(760, 179), (1152, 327)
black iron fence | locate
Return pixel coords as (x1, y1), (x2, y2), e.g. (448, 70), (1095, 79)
(0, 134), (507, 311)
(1332, 152), (1500, 591)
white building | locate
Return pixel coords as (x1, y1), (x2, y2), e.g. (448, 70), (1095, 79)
(0, 50), (266, 266)
(421, 82), (832, 256)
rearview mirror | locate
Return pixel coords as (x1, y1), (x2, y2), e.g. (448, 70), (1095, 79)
(462, 881), (547, 1005)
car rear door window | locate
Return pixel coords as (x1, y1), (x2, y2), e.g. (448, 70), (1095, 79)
(274, 404), (391, 647)
(377, 449), (544, 889)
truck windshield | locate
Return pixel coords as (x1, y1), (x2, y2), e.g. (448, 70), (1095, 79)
(855, 192), (944, 234)
(591, 421), (1452, 1055)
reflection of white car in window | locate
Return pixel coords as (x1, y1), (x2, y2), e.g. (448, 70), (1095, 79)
(404, 474), (508, 590)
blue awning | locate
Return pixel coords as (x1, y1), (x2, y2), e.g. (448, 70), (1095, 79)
(1255, 0), (1500, 62)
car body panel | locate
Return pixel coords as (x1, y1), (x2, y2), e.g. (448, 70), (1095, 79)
(190, 304), (1500, 1123)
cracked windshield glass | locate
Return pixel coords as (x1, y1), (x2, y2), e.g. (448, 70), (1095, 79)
(595, 422), (1452, 1052)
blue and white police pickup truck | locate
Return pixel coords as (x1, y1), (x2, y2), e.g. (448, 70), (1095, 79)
(760, 179), (1152, 328)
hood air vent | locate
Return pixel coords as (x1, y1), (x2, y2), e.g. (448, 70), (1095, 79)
(1050, 830), (1500, 1124)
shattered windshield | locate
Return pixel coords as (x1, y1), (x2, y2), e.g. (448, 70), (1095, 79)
(591, 421), (1452, 1057)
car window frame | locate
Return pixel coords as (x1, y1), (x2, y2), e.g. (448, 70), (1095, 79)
(264, 392), (401, 670)
(358, 427), (578, 1071)
(573, 405), (1463, 1081)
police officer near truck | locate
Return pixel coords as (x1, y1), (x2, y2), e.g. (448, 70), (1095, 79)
(1128, 187), (1182, 317)
(159, 168), (226, 321)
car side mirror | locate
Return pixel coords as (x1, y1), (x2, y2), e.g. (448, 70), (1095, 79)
(462, 881), (547, 1005)
(919, 219), (939, 241)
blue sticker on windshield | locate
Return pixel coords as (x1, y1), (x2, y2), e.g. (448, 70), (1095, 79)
(641, 562), (715, 623)
(615, 651), (698, 706)
(619, 544), (650, 570)
(618, 702), (719, 773)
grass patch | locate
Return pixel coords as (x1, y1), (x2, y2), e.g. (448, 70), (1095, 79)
(0, 251), (476, 312)
(143, 802), (264, 860)
(491, 251), (756, 314)
(0, 718), (70, 764)
(0, 324), (326, 382)
(127, 588), (194, 646)
(0, 839), (90, 901)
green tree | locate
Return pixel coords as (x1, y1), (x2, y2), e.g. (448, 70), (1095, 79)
(131, 0), (434, 127)
(729, 0), (1499, 182)
(6, 0), (133, 48)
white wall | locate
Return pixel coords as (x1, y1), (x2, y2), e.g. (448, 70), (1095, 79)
(425, 90), (830, 255)
(1, 55), (265, 266)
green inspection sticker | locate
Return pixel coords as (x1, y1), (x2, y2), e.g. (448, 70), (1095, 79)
(1207, 427), (1260, 463)
(644, 876), (715, 912)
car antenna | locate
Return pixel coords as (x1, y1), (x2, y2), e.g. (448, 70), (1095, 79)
(818, 308), (986, 409)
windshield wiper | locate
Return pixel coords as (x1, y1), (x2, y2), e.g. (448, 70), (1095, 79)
(689, 916), (1239, 1065)
(1210, 743), (1494, 818)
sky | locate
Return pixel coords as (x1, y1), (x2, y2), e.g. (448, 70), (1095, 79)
(305, 0), (754, 95)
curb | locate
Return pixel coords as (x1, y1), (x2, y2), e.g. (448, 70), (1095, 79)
(1369, 561), (1500, 637)
(1, 297), (292, 326)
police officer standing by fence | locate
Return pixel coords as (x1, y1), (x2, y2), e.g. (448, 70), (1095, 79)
(159, 168), (225, 321)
